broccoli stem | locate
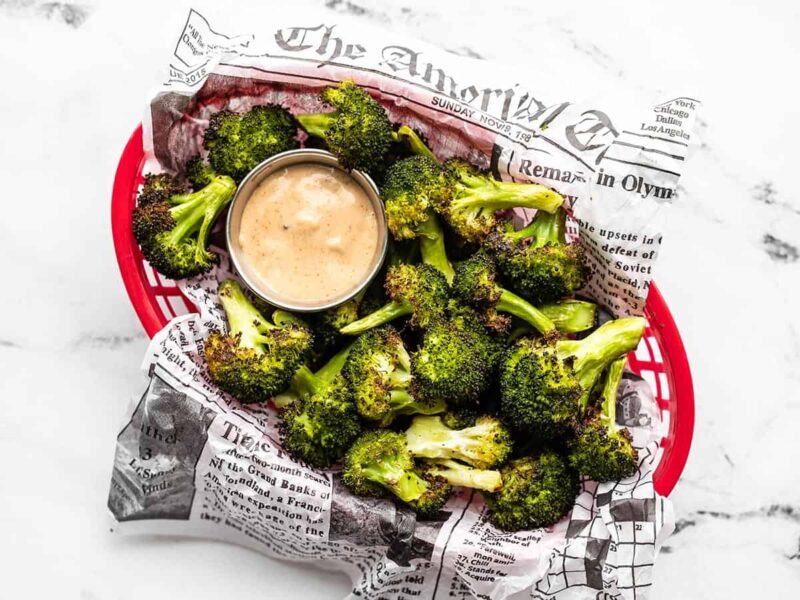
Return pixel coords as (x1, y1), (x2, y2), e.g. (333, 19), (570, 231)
(389, 391), (447, 417)
(316, 343), (353, 382)
(453, 181), (563, 213)
(339, 301), (411, 335)
(508, 207), (566, 246)
(218, 280), (271, 351)
(166, 176), (237, 255)
(417, 214), (455, 283)
(557, 317), (645, 404)
(538, 300), (597, 334)
(392, 125), (437, 161)
(296, 112), (336, 138)
(426, 459), (502, 492)
(290, 342), (353, 398)
(363, 462), (428, 502)
(496, 289), (556, 334)
(289, 366), (320, 398)
(601, 357), (626, 430)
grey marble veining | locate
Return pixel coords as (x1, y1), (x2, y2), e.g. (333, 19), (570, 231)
(1, 0), (798, 598)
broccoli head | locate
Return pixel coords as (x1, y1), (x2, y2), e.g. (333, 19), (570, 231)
(132, 173), (237, 279)
(296, 80), (393, 174)
(453, 250), (557, 335)
(423, 459), (502, 492)
(204, 280), (312, 404)
(280, 348), (361, 468)
(382, 156), (455, 282)
(569, 357), (638, 481)
(484, 452), (578, 531)
(184, 156), (216, 190)
(342, 430), (451, 517)
(486, 208), (588, 305)
(405, 415), (512, 469)
(343, 326), (446, 426)
(340, 263), (449, 335)
(440, 406), (479, 430)
(412, 302), (500, 405)
(203, 105), (299, 182)
(136, 173), (185, 206)
(431, 159), (564, 243)
(500, 317), (645, 439)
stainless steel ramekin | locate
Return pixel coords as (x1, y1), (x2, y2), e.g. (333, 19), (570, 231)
(226, 149), (388, 313)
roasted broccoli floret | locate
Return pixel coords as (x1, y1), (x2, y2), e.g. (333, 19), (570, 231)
(484, 452), (578, 531)
(185, 156), (216, 190)
(423, 459), (502, 492)
(500, 317), (645, 439)
(569, 358), (638, 481)
(453, 250), (557, 334)
(136, 173), (184, 206)
(431, 159), (564, 242)
(296, 80), (393, 174)
(132, 173), (237, 279)
(203, 105), (298, 182)
(405, 415), (512, 469)
(340, 263), (449, 335)
(280, 347), (361, 468)
(204, 280), (312, 404)
(342, 430), (451, 517)
(486, 208), (587, 305)
(382, 156), (455, 282)
(412, 302), (499, 405)
(343, 327), (446, 426)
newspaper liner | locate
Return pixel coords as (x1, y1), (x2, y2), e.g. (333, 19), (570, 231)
(109, 9), (696, 599)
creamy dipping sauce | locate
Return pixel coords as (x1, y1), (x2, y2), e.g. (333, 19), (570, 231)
(238, 163), (380, 306)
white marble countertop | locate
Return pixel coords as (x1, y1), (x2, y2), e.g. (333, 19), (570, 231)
(1, 0), (799, 598)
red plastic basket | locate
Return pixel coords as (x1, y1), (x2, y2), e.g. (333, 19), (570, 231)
(111, 126), (694, 496)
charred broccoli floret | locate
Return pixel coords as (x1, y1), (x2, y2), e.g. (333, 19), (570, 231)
(431, 159), (564, 242)
(203, 105), (298, 182)
(280, 347), (361, 468)
(423, 459), (502, 492)
(569, 357), (638, 481)
(342, 430), (451, 517)
(453, 250), (557, 334)
(486, 208), (587, 305)
(340, 263), (449, 335)
(185, 156), (216, 190)
(405, 415), (512, 469)
(204, 280), (313, 404)
(136, 173), (184, 206)
(500, 317), (645, 439)
(296, 80), (393, 174)
(132, 173), (237, 279)
(412, 302), (499, 405)
(382, 156), (455, 282)
(343, 327), (446, 426)
(484, 452), (578, 531)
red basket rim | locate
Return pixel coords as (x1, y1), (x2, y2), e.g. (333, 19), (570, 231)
(111, 125), (694, 496)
